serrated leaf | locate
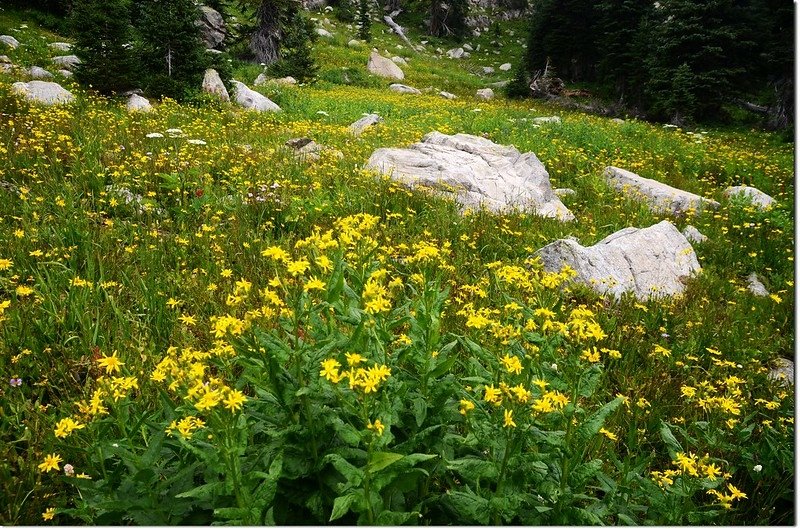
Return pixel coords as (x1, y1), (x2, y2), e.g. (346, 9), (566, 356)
(575, 397), (622, 446)
(659, 421), (683, 458)
(375, 510), (418, 525)
(570, 459), (603, 486)
(175, 481), (223, 500)
(447, 457), (499, 481)
(329, 493), (356, 521)
(324, 453), (364, 486)
(445, 490), (491, 524)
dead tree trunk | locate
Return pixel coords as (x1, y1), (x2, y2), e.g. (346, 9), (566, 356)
(250, 0), (282, 65)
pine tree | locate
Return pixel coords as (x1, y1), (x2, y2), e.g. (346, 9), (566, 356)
(135, 0), (209, 99)
(357, 0), (372, 42)
(594, 0), (652, 99)
(428, 0), (469, 38)
(71, 0), (138, 94)
(267, 7), (318, 82)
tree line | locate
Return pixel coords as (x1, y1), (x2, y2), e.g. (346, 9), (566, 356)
(509, 0), (793, 130)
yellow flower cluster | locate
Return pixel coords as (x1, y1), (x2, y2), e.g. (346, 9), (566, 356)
(319, 354), (391, 394)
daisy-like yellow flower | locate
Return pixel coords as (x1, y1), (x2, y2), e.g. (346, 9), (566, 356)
(97, 352), (124, 375)
(345, 352), (365, 366)
(367, 419), (385, 435)
(320, 358), (342, 381)
(459, 399), (475, 415)
(0, 258), (12, 271)
(42, 507), (56, 521)
(501, 353), (523, 375)
(503, 409), (516, 428)
(484, 384), (502, 406)
(599, 428), (618, 441)
(223, 390), (247, 412)
(304, 277), (326, 292)
(54, 417), (85, 438)
(38, 453), (62, 473)
(178, 314), (197, 326)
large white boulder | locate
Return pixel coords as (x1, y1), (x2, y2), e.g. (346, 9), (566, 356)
(126, 94), (152, 112)
(389, 83), (421, 95)
(196, 6), (226, 49)
(0, 35), (19, 49)
(723, 185), (775, 210)
(367, 51), (404, 80)
(28, 66), (54, 79)
(535, 220), (701, 300)
(52, 55), (80, 71)
(231, 80), (280, 111)
(366, 131), (574, 219)
(315, 27), (334, 38)
(604, 166), (720, 216)
(446, 47), (464, 59)
(476, 88), (494, 100)
(202, 68), (230, 102)
(11, 81), (75, 105)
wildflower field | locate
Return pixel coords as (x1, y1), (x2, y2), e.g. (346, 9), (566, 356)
(0, 11), (795, 526)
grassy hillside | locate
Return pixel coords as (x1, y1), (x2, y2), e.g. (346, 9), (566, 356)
(0, 7), (794, 525)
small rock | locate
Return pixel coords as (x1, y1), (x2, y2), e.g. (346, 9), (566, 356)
(48, 42), (72, 52)
(554, 188), (576, 198)
(57, 69), (73, 78)
(476, 88), (494, 100)
(285, 137), (343, 162)
(532, 116), (561, 124)
(203, 68), (230, 102)
(746, 272), (769, 297)
(126, 94), (152, 112)
(253, 73), (268, 86)
(724, 185), (775, 210)
(462, 43), (473, 51)
(347, 39), (361, 47)
(499, 62), (512, 71)
(439, 91), (457, 100)
(611, 118), (625, 124)
(315, 27), (333, 38)
(274, 76), (297, 86)
(391, 56), (407, 66)
(28, 66), (54, 80)
(482, 66), (495, 74)
(105, 184), (165, 216)
(681, 225), (707, 243)
(446, 47), (465, 59)
(231, 80), (280, 112)
(0, 55), (10, 64)
(0, 35), (19, 49)
(389, 83), (421, 95)
(11, 81), (75, 105)
(52, 55), (80, 71)
(349, 113), (382, 136)
(462, 51), (471, 58)
(768, 358), (794, 386)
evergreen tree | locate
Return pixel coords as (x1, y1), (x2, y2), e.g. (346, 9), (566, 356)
(71, 0), (138, 94)
(135, 0), (209, 99)
(267, 7), (318, 82)
(249, 0), (285, 65)
(643, 0), (754, 123)
(357, 0), (372, 41)
(594, 0), (652, 100)
(428, 0), (468, 38)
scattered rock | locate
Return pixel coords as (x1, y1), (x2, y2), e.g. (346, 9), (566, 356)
(231, 80), (280, 112)
(347, 39), (361, 47)
(604, 166), (720, 216)
(126, 94), (152, 112)
(274, 76), (297, 86)
(367, 51), (404, 80)
(554, 188), (576, 198)
(723, 185), (775, 210)
(365, 131), (574, 219)
(389, 83), (421, 95)
(57, 69), (73, 77)
(285, 137), (343, 162)
(0, 55), (10, 64)
(315, 27), (334, 38)
(48, 42), (72, 52)
(0, 35), (19, 49)
(535, 220), (701, 300)
(349, 113), (383, 136)
(532, 116), (561, 124)
(202, 68), (230, 102)
(196, 5), (226, 49)
(482, 66), (495, 74)
(253, 73), (268, 86)
(0, 63), (12, 73)
(51, 55), (80, 70)
(462, 43), (473, 51)
(746, 272), (769, 297)
(28, 66), (54, 79)
(499, 62), (512, 71)
(476, 88), (494, 100)
(611, 118), (625, 124)
(391, 56), (408, 66)
(681, 225), (707, 244)
(439, 91), (457, 100)
(11, 81), (75, 105)
(768, 358), (794, 386)
(446, 47), (465, 59)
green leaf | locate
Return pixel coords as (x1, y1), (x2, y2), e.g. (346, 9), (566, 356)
(175, 481), (223, 500)
(324, 453), (364, 486)
(574, 397), (622, 446)
(329, 493), (357, 522)
(447, 457), (499, 481)
(251, 454), (283, 506)
(429, 354), (457, 379)
(375, 510), (418, 525)
(445, 490), (491, 524)
(369, 451), (404, 473)
(412, 396), (427, 427)
(659, 421), (683, 458)
(570, 458), (603, 486)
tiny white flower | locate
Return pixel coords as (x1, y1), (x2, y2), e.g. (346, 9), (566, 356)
(165, 128), (183, 134)
(551, 363), (558, 371)
(145, 132), (164, 138)
(112, 443), (119, 447)
(187, 139), (207, 145)
(64, 463), (75, 477)
(753, 464), (762, 472)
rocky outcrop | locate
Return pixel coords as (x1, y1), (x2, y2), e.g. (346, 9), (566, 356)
(0, 35), (19, 49)
(52, 55), (80, 71)
(535, 220), (701, 300)
(746, 272), (769, 297)
(476, 88), (494, 100)
(723, 185), (775, 210)
(285, 137), (344, 162)
(682, 225), (708, 244)
(127, 94), (152, 112)
(367, 51), (404, 80)
(604, 166), (720, 216)
(28, 66), (54, 79)
(202, 69), (230, 102)
(366, 131), (574, 219)
(11, 81), (75, 105)
(389, 83), (421, 95)
(196, 6), (226, 49)
(231, 80), (280, 111)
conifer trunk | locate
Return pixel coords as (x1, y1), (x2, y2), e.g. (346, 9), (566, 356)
(251, 0), (281, 64)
